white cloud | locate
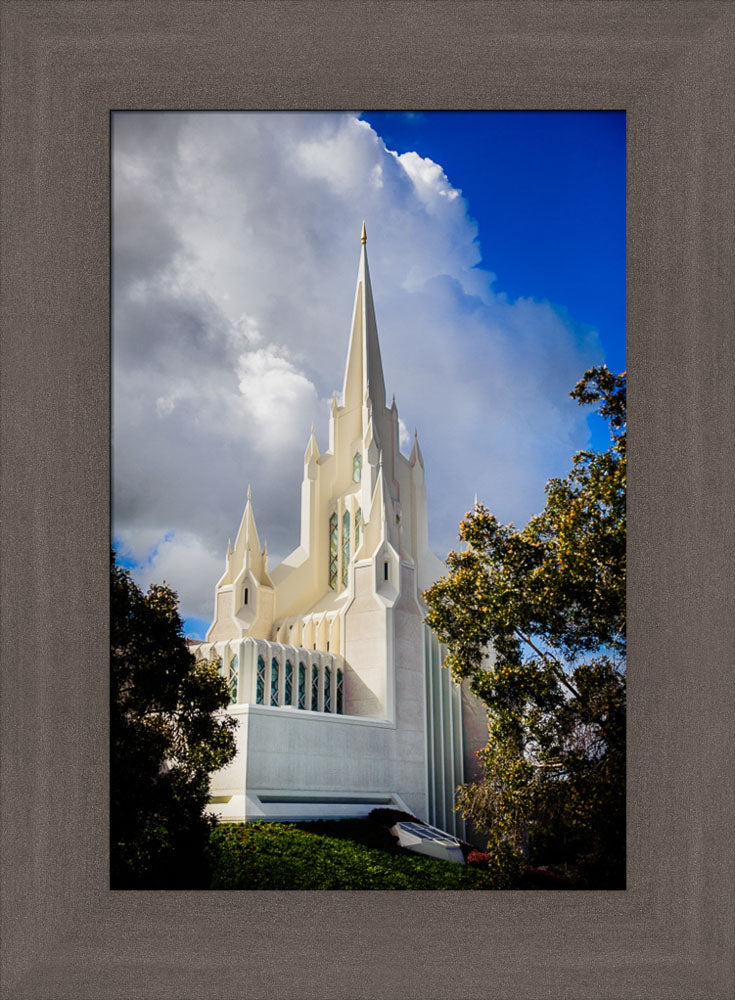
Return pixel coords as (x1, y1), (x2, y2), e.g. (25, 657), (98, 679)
(236, 345), (321, 453)
(112, 111), (603, 627)
(398, 417), (411, 454)
(117, 529), (223, 620)
(395, 150), (461, 203)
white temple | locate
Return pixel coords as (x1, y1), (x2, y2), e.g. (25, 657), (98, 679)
(192, 224), (487, 834)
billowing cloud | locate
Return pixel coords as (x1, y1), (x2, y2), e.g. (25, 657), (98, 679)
(112, 112), (602, 630)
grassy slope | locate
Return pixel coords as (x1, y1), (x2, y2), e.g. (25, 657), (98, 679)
(209, 821), (514, 890)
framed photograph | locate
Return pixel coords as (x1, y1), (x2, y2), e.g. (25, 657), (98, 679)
(110, 107), (626, 892)
(2, 1), (732, 997)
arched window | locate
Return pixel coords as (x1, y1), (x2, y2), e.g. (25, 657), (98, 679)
(323, 666), (331, 713)
(298, 662), (306, 709)
(342, 510), (350, 587)
(336, 668), (344, 715)
(256, 656), (266, 705)
(270, 658), (280, 706)
(352, 452), (362, 483)
(228, 654), (239, 704)
(329, 513), (338, 589)
(355, 508), (362, 551)
(311, 664), (319, 711)
(284, 660), (293, 706)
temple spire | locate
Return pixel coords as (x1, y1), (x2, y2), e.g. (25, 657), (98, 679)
(234, 484), (260, 559)
(341, 224), (387, 413)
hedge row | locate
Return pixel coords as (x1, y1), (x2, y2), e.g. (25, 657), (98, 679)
(208, 821), (517, 890)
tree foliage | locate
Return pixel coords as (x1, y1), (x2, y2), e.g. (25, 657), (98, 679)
(111, 555), (237, 888)
(424, 367), (626, 887)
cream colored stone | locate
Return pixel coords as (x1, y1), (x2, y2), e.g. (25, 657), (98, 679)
(194, 227), (485, 834)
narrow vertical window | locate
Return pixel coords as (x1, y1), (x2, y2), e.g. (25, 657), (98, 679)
(256, 656), (265, 704)
(336, 668), (344, 715)
(323, 666), (331, 713)
(228, 654), (239, 704)
(284, 660), (293, 706)
(355, 508), (362, 551)
(329, 513), (338, 589)
(352, 452), (362, 483)
(270, 658), (279, 706)
(243, 586), (248, 605)
(311, 664), (319, 711)
(342, 510), (350, 587)
(384, 561), (389, 581)
(298, 662), (306, 709)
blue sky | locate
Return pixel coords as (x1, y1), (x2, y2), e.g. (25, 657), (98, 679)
(361, 111), (625, 462)
(112, 111), (625, 638)
(362, 111), (626, 387)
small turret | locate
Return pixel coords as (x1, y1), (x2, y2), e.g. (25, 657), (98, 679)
(409, 429), (424, 469)
(233, 484), (261, 571)
(304, 423), (320, 466)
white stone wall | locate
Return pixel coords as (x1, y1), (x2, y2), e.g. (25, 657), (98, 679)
(207, 705), (416, 822)
(193, 637), (344, 712)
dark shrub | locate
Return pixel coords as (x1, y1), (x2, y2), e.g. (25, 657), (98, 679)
(367, 807), (420, 827)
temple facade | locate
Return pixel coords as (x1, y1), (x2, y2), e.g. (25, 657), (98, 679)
(192, 225), (487, 834)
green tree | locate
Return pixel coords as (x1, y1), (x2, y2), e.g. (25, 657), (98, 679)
(111, 555), (237, 888)
(424, 367), (626, 888)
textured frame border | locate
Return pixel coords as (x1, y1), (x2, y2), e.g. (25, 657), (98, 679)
(1, 2), (733, 997)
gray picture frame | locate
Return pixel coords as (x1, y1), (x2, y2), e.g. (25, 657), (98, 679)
(1, 1), (733, 997)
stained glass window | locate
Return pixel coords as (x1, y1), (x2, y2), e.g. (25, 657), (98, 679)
(352, 452), (362, 483)
(329, 512), (338, 589)
(256, 656), (265, 704)
(324, 666), (331, 713)
(298, 662), (306, 709)
(284, 660), (293, 706)
(271, 658), (280, 706)
(311, 664), (319, 711)
(336, 668), (344, 715)
(228, 654), (239, 704)
(355, 508), (362, 551)
(342, 510), (350, 587)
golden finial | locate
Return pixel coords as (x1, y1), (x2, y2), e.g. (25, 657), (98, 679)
(361, 221), (367, 245)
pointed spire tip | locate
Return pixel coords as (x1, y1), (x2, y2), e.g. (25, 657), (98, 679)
(247, 484), (252, 502)
(361, 221), (367, 245)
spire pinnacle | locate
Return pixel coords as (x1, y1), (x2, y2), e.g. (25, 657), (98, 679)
(234, 483), (260, 558)
(361, 221), (367, 244)
(342, 228), (387, 413)
(410, 428), (424, 468)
